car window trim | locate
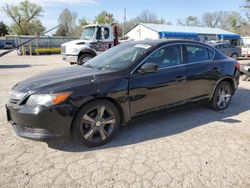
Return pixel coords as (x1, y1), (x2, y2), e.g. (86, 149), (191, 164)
(183, 43), (215, 64)
(130, 43), (184, 74)
(130, 42), (215, 75)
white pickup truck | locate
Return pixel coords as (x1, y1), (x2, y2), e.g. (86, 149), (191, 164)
(61, 24), (119, 65)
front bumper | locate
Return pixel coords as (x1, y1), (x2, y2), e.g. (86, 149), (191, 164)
(6, 103), (73, 141)
(62, 55), (78, 63)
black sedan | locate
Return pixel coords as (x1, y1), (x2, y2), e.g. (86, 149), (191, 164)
(6, 40), (241, 146)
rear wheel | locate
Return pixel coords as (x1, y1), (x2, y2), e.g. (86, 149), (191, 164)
(231, 53), (238, 60)
(77, 54), (93, 65)
(211, 81), (233, 111)
(73, 100), (120, 147)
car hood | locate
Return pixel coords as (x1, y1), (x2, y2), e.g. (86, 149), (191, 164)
(61, 39), (90, 46)
(13, 66), (112, 93)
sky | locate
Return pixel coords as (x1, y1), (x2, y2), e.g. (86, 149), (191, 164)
(0, 0), (244, 35)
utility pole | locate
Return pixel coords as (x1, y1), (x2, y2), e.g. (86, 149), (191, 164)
(123, 8), (126, 37)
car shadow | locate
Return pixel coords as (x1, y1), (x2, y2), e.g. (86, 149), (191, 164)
(47, 88), (250, 152)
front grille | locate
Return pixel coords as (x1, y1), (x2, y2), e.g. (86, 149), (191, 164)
(61, 45), (66, 54)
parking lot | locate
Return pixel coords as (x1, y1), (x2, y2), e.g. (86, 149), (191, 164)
(0, 52), (250, 187)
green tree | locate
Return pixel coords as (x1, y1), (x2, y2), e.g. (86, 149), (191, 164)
(94, 11), (114, 24)
(2, 0), (45, 35)
(0, 21), (9, 36)
(78, 17), (88, 27)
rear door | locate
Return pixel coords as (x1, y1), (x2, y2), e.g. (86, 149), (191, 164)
(222, 44), (233, 56)
(183, 44), (217, 101)
(129, 44), (188, 116)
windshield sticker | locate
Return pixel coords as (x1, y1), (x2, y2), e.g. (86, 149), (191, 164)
(134, 44), (151, 49)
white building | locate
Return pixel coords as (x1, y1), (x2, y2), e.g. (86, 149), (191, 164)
(241, 37), (250, 46)
(126, 23), (241, 45)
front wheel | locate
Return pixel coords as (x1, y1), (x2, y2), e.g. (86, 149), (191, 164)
(77, 54), (93, 65)
(73, 100), (120, 147)
(211, 82), (233, 111)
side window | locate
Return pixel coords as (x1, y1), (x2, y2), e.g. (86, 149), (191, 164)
(215, 45), (222, 49)
(148, 45), (181, 68)
(104, 28), (110, 39)
(208, 48), (215, 60)
(96, 27), (110, 40)
(223, 44), (230, 48)
(184, 45), (211, 63)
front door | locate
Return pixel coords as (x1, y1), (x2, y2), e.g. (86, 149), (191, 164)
(129, 44), (188, 116)
(95, 27), (113, 51)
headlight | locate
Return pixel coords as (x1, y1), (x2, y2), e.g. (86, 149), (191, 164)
(26, 92), (72, 107)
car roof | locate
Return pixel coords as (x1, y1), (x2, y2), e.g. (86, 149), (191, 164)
(126, 39), (210, 48)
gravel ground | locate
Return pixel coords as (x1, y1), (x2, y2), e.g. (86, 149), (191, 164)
(0, 52), (250, 188)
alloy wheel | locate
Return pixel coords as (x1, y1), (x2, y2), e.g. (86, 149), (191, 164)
(79, 105), (116, 143)
(216, 84), (232, 109)
(81, 56), (92, 64)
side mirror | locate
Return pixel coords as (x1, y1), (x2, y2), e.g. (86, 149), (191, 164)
(138, 62), (159, 74)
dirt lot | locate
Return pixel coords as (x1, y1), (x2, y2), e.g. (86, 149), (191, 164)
(0, 52), (250, 188)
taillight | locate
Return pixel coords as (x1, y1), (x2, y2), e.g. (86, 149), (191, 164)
(235, 62), (240, 70)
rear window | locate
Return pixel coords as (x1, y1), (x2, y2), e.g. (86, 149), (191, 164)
(184, 44), (214, 63)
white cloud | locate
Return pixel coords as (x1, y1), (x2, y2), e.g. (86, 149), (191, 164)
(0, 0), (98, 7)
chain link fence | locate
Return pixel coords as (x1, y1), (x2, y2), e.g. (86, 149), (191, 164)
(1, 35), (78, 55)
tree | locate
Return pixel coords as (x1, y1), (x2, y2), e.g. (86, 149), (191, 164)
(136, 10), (167, 24)
(202, 11), (223, 28)
(78, 17), (88, 27)
(177, 16), (200, 26)
(124, 10), (171, 34)
(0, 21), (9, 36)
(202, 11), (245, 32)
(2, 0), (45, 35)
(72, 17), (89, 37)
(242, 0), (250, 20)
(94, 11), (114, 24)
(55, 8), (77, 36)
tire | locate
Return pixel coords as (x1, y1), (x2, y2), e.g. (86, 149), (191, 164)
(211, 81), (233, 111)
(77, 53), (93, 65)
(231, 53), (238, 60)
(73, 99), (120, 147)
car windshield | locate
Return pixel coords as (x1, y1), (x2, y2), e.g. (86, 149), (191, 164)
(84, 42), (152, 71)
(80, 26), (95, 40)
